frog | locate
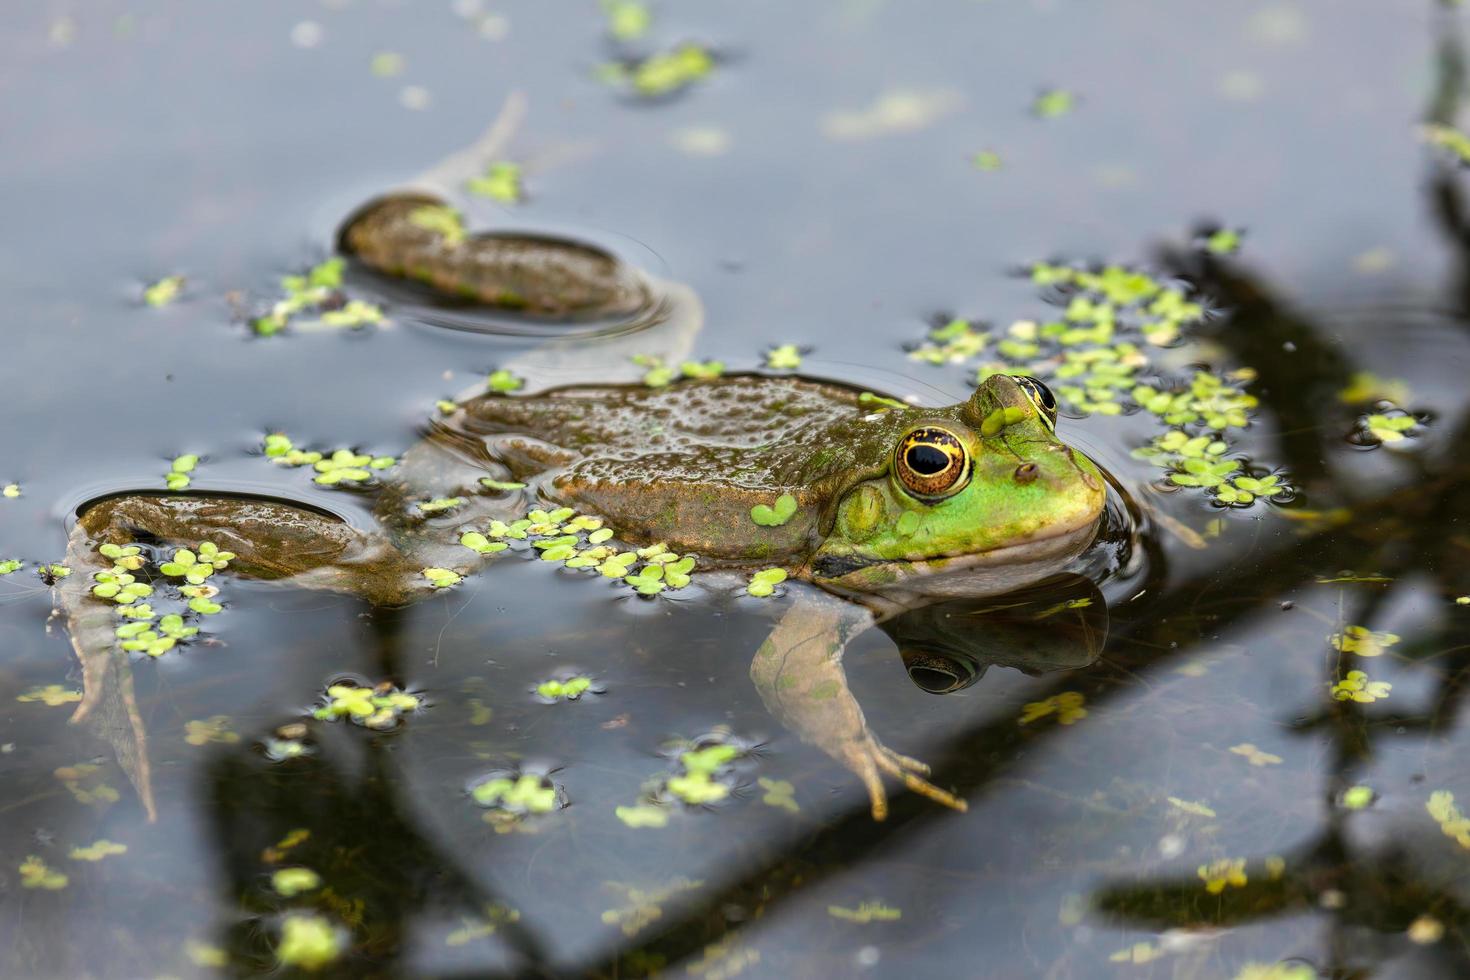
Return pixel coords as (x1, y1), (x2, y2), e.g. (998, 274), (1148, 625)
(54, 112), (1110, 823)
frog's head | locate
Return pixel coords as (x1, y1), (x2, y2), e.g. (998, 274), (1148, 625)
(810, 375), (1105, 600)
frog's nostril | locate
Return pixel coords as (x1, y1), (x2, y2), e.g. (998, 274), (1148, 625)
(1014, 462), (1039, 484)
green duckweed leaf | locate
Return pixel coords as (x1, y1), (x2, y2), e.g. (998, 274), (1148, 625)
(750, 493), (798, 527)
(487, 369), (523, 393)
(144, 275), (184, 307)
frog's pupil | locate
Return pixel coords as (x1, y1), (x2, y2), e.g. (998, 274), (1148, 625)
(906, 444), (951, 475)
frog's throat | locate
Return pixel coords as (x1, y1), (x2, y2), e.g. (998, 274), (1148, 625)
(807, 513), (1102, 597)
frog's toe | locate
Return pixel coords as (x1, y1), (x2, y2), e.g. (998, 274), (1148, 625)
(870, 743), (968, 814)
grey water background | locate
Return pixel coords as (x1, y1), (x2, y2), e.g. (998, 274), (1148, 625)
(5, 1), (1470, 977)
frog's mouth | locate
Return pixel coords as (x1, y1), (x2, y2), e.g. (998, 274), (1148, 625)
(809, 515), (1103, 599)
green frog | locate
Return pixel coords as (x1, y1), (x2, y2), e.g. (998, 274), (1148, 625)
(56, 126), (1109, 824)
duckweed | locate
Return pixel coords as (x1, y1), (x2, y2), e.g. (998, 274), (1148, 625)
(858, 391), (911, 412)
(1428, 790), (1470, 849)
(444, 905), (522, 946)
(1229, 743), (1283, 766)
(604, 43), (715, 98)
(69, 840), (127, 861)
(20, 856), (68, 890)
(1339, 371), (1411, 406)
(479, 477), (526, 491)
(1204, 228), (1243, 255)
(467, 161), (523, 203)
(828, 902), (902, 923)
(0, 559), (21, 574)
(276, 915), (342, 971)
(1018, 691), (1087, 726)
(1358, 410), (1420, 445)
(536, 676), (593, 701)
(600, 878), (702, 938)
(909, 318), (989, 364)
(1422, 122), (1470, 165)
(1332, 669), (1391, 703)
(253, 257), (382, 336)
(184, 716), (240, 747)
(144, 275), (184, 307)
(758, 777), (799, 812)
(55, 763), (120, 807)
(615, 804), (670, 828)
(1330, 625), (1400, 658)
(410, 204), (466, 245)
(416, 496), (465, 515)
(471, 773), (559, 814)
(312, 449), (397, 485)
(1232, 965), (1318, 980)
(1197, 857), (1248, 894)
(601, 0), (651, 40)
(487, 369), (523, 393)
(746, 567), (788, 597)
(462, 506), (697, 596)
(765, 344), (803, 370)
(313, 681), (421, 729)
(2, 483), (19, 498)
(1341, 785), (1375, 810)
(750, 494), (797, 527)
(17, 685), (82, 706)
(1032, 89), (1075, 118)
(166, 453), (198, 491)
(973, 150), (1003, 171)
(272, 867), (322, 896)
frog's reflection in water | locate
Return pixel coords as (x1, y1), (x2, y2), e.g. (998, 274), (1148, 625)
(877, 574), (1108, 695)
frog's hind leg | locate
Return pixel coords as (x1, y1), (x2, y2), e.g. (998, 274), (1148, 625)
(58, 493), (421, 820)
(750, 592), (970, 821)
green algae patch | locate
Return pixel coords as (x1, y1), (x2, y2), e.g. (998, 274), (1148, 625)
(313, 681), (421, 729)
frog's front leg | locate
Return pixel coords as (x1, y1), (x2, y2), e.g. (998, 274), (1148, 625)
(58, 493), (438, 818)
(749, 591), (968, 820)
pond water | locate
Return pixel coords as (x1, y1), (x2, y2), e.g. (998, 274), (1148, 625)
(5, 2), (1470, 977)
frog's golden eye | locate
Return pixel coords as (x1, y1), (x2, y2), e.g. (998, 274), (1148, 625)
(1014, 375), (1058, 428)
(894, 426), (970, 499)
